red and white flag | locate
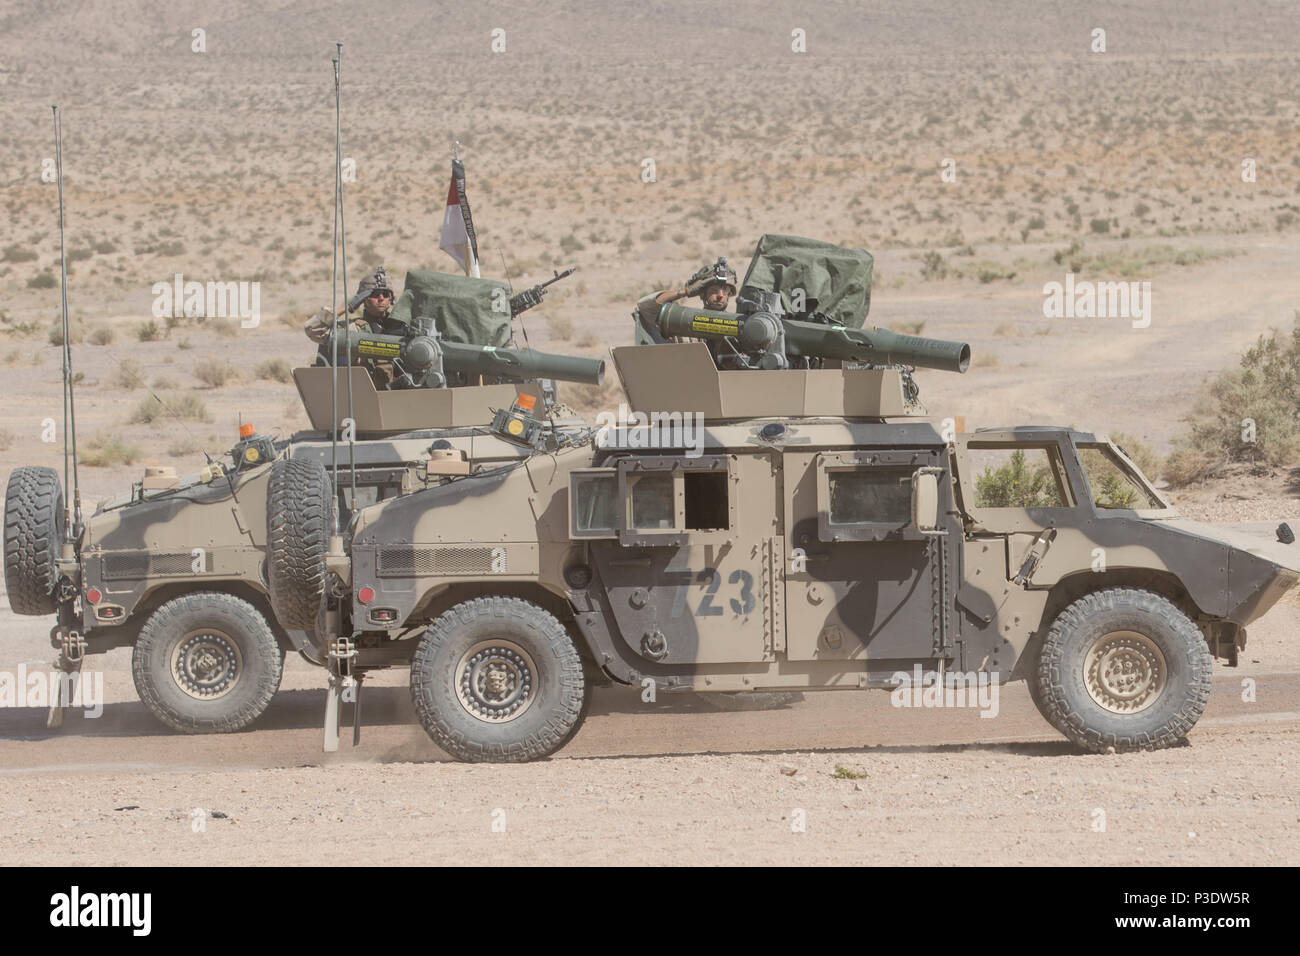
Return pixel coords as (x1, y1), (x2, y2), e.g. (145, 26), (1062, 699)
(439, 159), (480, 277)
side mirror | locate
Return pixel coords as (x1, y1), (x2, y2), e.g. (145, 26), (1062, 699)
(911, 469), (942, 534)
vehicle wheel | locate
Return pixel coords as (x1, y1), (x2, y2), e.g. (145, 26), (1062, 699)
(410, 596), (586, 762)
(266, 457), (333, 629)
(132, 592), (284, 733)
(4, 466), (65, 615)
(1035, 587), (1212, 753)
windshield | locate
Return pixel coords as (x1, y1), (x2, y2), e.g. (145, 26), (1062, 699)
(1076, 443), (1166, 510)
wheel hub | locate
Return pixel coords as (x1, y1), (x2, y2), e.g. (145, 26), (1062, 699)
(455, 640), (536, 724)
(1084, 630), (1166, 715)
(171, 629), (242, 701)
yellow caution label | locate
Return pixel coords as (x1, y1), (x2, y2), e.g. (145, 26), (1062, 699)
(691, 315), (741, 336)
(357, 338), (401, 358)
(506, 418), (525, 436)
(243, 447), (260, 463)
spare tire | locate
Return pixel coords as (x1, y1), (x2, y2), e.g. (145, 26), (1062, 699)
(267, 457), (333, 629)
(4, 466), (65, 615)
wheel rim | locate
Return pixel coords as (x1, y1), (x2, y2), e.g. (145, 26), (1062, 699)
(1083, 629), (1167, 715)
(170, 628), (243, 700)
(454, 639), (537, 724)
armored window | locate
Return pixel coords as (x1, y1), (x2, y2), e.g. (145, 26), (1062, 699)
(1076, 444), (1165, 511)
(828, 468), (913, 525)
(965, 445), (1072, 509)
(629, 474), (674, 529)
(684, 471), (729, 530)
(815, 452), (938, 542)
(611, 455), (735, 544)
(569, 469), (618, 539)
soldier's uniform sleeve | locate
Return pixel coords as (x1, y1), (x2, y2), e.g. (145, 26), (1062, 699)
(633, 292), (673, 345)
(304, 307), (334, 343)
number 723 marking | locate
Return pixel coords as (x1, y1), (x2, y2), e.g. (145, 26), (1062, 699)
(666, 567), (756, 618)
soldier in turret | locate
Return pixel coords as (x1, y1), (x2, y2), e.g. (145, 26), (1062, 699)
(304, 268), (401, 386)
(633, 258), (739, 362)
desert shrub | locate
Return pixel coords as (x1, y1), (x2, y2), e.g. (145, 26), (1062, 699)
(81, 433), (143, 467)
(254, 357), (293, 382)
(137, 319), (164, 341)
(128, 393), (210, 424)
(110, 358), (146, 389)
(27, 273), (57, 289)
(975, 450), (1058, 507)
(0, 428), (13, 451)
(194, 358), (241, 388)
(919, 251), (947, 280)
(151, 375), (179, 389)
(88, 324), (116, 345)
(1164, 315), (1300, 484)
(2, 244), (38, 263)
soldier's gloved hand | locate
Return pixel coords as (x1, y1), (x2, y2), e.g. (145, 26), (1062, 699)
(684, 264), (714, 297)
(303, 307), (334, 343)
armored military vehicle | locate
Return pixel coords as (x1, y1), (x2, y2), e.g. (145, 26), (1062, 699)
(3, 269), (602, 735)
(266, 240), (1300, 762)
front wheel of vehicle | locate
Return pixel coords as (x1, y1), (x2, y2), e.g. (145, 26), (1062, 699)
(410, 596), (586, 762)
(1034, 587), (1212, 752)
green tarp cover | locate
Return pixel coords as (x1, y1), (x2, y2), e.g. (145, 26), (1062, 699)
(740, 235), (873, 329)
(388, 269), (511, 346)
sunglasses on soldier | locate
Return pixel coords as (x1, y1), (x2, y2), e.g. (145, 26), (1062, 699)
(367, 289), (393, 300)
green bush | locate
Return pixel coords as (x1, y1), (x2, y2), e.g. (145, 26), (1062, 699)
(975, 450), (1061, 507)
(1165, 314), (1300, 484)
(27, 273), (57, 289)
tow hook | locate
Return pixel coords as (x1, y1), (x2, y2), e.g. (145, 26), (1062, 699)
(1013, 528), (1057, 586)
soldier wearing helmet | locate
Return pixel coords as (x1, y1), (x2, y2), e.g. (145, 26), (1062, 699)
(304, 267), (403, 386)
(633, 258), (739, 362)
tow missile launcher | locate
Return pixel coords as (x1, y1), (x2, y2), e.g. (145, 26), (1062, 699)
(327, 315), (605, 390)
(655, 298), (970, 373)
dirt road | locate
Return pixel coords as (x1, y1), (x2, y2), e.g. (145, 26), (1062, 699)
(2, 606), (1295, 866)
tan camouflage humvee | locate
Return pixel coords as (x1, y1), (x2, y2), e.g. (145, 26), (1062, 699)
(269, 340), (1300, 761)
(3, 359), (601, 734)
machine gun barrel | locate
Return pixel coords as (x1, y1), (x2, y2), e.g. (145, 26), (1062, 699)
(441, 341), (605, 385)
(656, 302), (970, 373)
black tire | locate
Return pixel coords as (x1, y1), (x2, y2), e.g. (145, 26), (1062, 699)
(132, 592), (284, 733)
(4, 466), (65, 615)
(410, 596), (586, 762)
(1035, 587), (1212, 753)
(267, 457), (332, 629)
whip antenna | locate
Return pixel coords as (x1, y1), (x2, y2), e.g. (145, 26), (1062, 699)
(52, 105), (82, 539)
(334, 41), (357, 510)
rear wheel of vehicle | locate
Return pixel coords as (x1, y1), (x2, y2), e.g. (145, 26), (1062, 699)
(3, 466), (65, 615)
(266, 457), (333, 629)
(132, 592), (284, 733)
(1034, 587), (1212, 752)
(410, 596), (586, 762)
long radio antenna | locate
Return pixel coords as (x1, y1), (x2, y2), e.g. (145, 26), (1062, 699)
(52, 106), (82, 539)
(335, 41), (357, 510)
